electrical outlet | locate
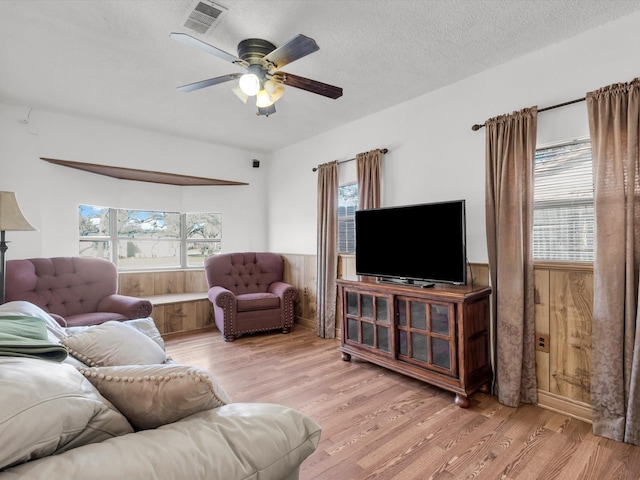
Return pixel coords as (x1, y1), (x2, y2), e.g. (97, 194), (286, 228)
(535, 332), (550, 353)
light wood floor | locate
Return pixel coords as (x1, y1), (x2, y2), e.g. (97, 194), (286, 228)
(165, 325), (640, 480)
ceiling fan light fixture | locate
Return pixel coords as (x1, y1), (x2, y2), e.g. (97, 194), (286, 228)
(264, 79), (284, 103)
(232, 85), (249, 103)
(256, 88), (274, 108)
(238, 73), (260, 96)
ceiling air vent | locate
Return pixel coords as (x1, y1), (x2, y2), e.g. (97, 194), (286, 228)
(183, 1), (227, 34)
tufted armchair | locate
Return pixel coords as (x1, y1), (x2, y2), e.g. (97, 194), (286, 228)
(5, 256), (153, 328)
(204, 252), (298, 342)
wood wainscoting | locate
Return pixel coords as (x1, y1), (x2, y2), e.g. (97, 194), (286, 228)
(118, 269), (213, 336)
(281, 254), (318, 331)
(534, 262), (593, 422)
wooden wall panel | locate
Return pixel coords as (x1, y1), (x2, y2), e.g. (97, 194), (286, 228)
(118, 272), (155, 297)
(303, 254), (317, 326)
(119, 269), (208, 297)
(282, 253), (317, 330)
(151, 305), (166, 334)
(282, 254), (305, 323)
(164, 302), (197, 334)
(468, 263), (489, 287)
(185, 270), (208, 293)
(153, 270), (185, 295)
(341, 254), (357, 278)
(196, 300), (214, 329)
(549, 268), (593, 404)
(534, 269), (551, 391)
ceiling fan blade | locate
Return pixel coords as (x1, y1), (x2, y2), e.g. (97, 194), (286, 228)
(274, 72), (343, 99)
(170, 32), (248, 68)
(177, 74), (242, 92)
(262, 34), (319, 70)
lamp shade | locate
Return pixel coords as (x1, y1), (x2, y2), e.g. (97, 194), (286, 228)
(0, 192), (36, 231)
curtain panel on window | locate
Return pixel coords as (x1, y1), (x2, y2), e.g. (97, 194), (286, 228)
(356, 149), (383, 210)
(588, 78), (640, 444)
(316, 161), (338, 338)
(485, 107), (538, 407)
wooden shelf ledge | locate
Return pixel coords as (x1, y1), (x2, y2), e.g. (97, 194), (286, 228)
(41, 157), (248, 186)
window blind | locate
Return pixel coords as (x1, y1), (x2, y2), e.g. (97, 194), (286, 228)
(533, 139), (593, 261)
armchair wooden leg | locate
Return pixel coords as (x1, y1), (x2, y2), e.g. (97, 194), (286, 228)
(282, 327), (291, 334)
(223, 334), (236, 342)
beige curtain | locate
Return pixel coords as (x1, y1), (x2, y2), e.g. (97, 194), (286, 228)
(356, 149), (383, 210)
(316, 161), (338, 338)
(588, 78), (640, 444)
(485, 107), (538, 407)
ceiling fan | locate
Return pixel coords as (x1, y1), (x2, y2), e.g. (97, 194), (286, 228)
(170, 32), (343, 116)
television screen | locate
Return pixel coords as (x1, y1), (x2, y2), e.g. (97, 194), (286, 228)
(355, 200), (467, 286)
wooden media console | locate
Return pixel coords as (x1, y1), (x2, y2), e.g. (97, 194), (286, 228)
(337, 278), (492, 407)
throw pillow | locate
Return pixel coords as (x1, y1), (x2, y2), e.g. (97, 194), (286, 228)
(0, 357), (133, 470)
(78, 364), (230, 430)
(61, 320), (167, 366)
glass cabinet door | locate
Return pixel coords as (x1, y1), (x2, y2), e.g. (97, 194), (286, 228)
(395, 297), (456, 377)
(343, 290), (392, 354)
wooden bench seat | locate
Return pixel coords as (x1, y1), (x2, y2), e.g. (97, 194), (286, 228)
(118, 270), (214, 336)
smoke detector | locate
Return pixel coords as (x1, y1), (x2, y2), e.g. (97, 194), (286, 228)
(183, 1), (227, 34)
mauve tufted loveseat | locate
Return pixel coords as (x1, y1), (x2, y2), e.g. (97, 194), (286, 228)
(204, 252), (298, 342)
(5, 256), (152, 328)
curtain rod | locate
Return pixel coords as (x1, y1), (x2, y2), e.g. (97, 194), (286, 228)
(471, 97), (586, 131)
(312, 148), (388, 172)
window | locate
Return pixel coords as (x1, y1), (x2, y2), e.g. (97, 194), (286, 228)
(338, 184), (358, 253)
(79, 205), (221, 269)
(533, 139), (593, 262)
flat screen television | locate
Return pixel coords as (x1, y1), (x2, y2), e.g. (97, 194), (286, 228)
(355, 200), (467, 286)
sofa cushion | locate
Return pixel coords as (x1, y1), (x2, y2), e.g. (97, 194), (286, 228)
(0, 357), (133, 470)
(78, 364), (230, 430)
(0, 403), (321, 480)
(236, 292), (280, 312)
(60, 320), (167, 366)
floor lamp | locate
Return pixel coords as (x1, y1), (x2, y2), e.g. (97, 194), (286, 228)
(0, 192), (36, 304)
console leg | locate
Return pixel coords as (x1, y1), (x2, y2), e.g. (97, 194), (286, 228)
(454, 394), (470, 408)
(341, 352), (351, 362)
(479, 383), (490, 394)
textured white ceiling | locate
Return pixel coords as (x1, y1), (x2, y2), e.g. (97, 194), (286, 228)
(1, 0), (639, 154)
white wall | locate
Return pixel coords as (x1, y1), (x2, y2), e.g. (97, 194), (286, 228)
(267, 10), (640, 262)
(2, 11), (639, 264)
(0, 104), (269, 260)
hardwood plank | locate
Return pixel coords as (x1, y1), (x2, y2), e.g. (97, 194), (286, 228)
(165, 326), (640, 480)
